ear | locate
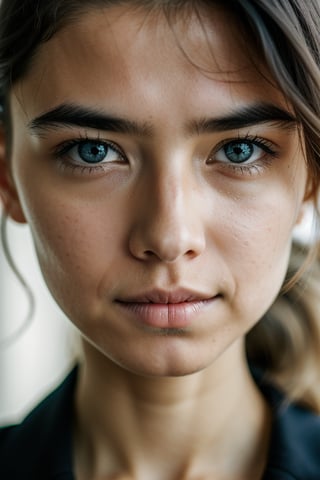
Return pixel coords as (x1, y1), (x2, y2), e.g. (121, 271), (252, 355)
(294, 201), (309, 227)
(294, 163), (318, 227)
(0, 126), (26, 223)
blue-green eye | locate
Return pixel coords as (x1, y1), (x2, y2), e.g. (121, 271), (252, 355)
(78, 141), (109, 163)
(223, 141), (253, 163)
(60, 140), (123, 165)
(215, 139), (274, 165)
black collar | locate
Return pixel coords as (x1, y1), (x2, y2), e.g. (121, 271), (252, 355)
(2, 366), (320, 479)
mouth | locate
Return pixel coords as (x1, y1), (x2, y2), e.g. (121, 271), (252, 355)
(115, 288), (220, 329)
(116, 288), (215, 304)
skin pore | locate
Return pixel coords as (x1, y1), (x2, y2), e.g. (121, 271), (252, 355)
(1, 2), (309, 480)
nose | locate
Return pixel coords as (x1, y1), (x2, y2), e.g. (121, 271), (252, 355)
(128, 167), (206, 262)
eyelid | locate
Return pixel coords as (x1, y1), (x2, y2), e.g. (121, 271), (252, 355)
(53, 137), (125, 161)
(205, 134), (280, 178)
(53, 136), (127, 174)
(208, 135), (279, 163)
(50, 135), (129, 177)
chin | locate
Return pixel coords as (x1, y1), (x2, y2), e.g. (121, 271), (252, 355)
(119, 360), (210, 379)
(82, 325), (240, 378)
(104, 344), (220, 378)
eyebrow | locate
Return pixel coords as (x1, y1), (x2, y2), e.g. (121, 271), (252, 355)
(28, 103), (153, 137)
(187, 103), (297, 134)
(28, 102), (297, 137)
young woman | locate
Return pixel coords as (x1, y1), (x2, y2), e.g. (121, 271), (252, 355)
(0, 0), (320, 478)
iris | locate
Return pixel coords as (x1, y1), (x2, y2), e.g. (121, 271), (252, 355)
(78, 141), (108, 163)
(224, 141), (254, 163)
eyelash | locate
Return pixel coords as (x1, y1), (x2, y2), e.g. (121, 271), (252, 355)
(52, 134), (278, 177)
(208, 134), (278, 176)
(52, 135), (126, 174)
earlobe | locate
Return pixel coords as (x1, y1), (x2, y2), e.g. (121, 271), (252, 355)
(0, 126), (26, 224)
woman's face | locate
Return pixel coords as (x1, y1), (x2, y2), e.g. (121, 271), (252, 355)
(6, 4), (307, 376)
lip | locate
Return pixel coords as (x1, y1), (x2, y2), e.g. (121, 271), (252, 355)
(115, 288), (218, 329)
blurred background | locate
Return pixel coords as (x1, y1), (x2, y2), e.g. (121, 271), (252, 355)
(0, 213), (77, 425)
(0, 206), (316, 425)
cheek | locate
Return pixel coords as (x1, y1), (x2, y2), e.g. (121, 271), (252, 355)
(216, 188), (301, 319)
(15, 184), (127, 313)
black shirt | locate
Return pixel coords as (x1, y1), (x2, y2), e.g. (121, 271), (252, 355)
(1, 367), (320, 479)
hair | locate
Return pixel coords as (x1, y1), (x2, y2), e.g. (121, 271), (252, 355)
(1, 0), (320, 410)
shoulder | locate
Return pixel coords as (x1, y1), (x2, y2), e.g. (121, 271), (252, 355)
(0, 367), (77, 479)
(256, 372), (320, 480)
(266, 400), (320, 479)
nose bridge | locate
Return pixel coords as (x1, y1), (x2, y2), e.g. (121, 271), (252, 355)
(158, 166), (185, 223)
(156, 169), (186, 239)
(129, 160), (205, 262)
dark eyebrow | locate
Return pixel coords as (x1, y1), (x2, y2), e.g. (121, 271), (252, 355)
(187, 103), (297, 134)
(28, 102), (297, 138)
(28, 103), (153, 137)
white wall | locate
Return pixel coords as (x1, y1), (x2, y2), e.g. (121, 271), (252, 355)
(0, 216), (77, 425)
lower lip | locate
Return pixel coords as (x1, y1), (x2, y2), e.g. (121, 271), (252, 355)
(115, 299), (216, 329)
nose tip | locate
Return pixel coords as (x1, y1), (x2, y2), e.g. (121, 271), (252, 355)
(128, 209), (206, 263)
(128, 166), (206, 263)
(137, 237), (202, 263)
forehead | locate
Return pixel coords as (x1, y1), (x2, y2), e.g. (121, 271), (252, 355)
(13, 3), (289, 120)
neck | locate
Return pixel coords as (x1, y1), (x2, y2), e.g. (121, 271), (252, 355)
(74, 340), (271, 480)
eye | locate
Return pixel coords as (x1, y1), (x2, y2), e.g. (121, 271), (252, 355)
(64, 140), (122, 164)
(215, 139), (270, 164)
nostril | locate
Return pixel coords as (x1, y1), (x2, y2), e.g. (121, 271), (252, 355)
(128, 217), (206, 262)
(144, 250), (155, 258)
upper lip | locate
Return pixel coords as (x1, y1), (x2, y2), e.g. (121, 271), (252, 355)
(117, 288), (215, 304)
